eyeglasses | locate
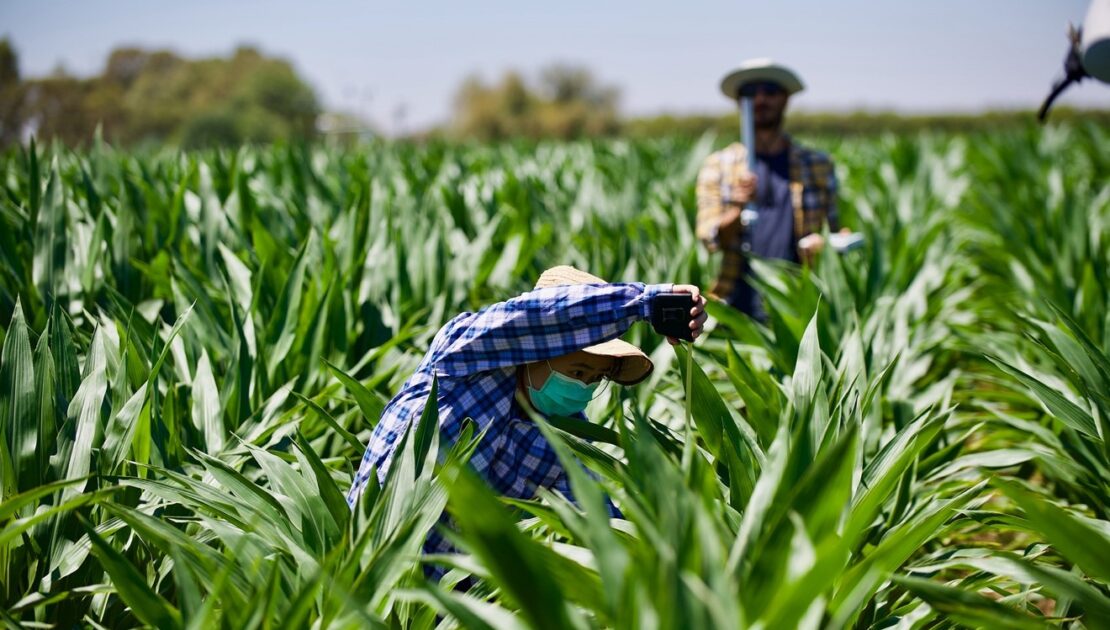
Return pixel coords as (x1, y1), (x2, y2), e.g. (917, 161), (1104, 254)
(738, 81), (786, 98)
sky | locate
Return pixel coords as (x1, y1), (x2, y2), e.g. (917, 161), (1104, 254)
(2, 0), (1108, 133)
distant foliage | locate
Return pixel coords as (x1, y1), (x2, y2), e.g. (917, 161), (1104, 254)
(0, 40), (320, 148)
(4, 37), (1107, 146)
(0, 40), (25, 147)
(451, 64), (622, 140)
(626, 106), (1110, 138)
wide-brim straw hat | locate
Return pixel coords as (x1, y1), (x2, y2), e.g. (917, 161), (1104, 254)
(719, 58), (805, 100)
(534, 266), (654, 386)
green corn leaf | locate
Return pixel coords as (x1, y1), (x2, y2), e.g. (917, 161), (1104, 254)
(893, 574), (1051, 630)
(989, 357), (1098, 438)
(934, 551), (1110, 627)
(192, 349), (224, 453)
(842, 409), (947, 551)
(59, 325), (110, 500)
(1, 298), (36, 495)
(0, 476), (89, 522)
(673, 344), (762, 482)
(444, 463), (575, 630)
(396, 585), (527, 630)
(80, 516), (184, 630)
(291, 390), (363, 452)
(324, 359), (386, 429)
(100, 382), (149, 474)
(33, 318), (57, 490)
(293, 430), (350, 534)
(32, 159), (66, 304)
(995, 478), (1110, 582)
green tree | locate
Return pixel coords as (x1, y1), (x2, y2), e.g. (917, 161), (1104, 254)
(451, 64), (621, 140)
(0, 38), (26, 147)
(1, 42), (321, 147)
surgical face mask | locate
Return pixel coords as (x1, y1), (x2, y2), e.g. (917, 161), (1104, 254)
(527, 363), (600, 417)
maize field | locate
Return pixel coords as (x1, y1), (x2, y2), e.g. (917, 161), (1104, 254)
(1, 123), (1109, 628)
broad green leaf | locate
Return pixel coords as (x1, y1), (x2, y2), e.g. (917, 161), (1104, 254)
(324, 359), (386, 428)
(60, 326), (110, 500)
(996, 478), (1110, 582)
(989, 357), (1098, 438)
(192, 349), (224, 453)
(893, 575), (1050, 630)
(291, 390), (363, 452)
(100, 382), (149, 473)
(1, 298), (36, 495)
(33, 318), (57, 490)
(81, 516), (184, 630)
(32, 160), (66, 303)
(397, 585), (527, 630)
(445, 464), (575, 630)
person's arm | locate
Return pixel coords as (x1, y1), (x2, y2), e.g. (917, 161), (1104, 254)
(696, 147), (755, 253)
(696, 157), (726, 252)
(433, 282), (672, 378)
(797, 162), (842, 265)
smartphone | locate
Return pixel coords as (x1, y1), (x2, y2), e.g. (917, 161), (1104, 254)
(651, 293), (695, 342)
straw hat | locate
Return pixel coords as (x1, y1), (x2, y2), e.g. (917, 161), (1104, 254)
(534, 266), (654, 386)
(719, 58), (805, 100)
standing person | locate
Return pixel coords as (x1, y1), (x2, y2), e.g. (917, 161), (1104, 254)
(346, 266), (707, 576)
(696, 59), (840, 321)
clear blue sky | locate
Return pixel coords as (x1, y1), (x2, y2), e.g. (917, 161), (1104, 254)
(2, 0), (1107, 133)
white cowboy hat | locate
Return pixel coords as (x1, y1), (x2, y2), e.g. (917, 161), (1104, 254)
(719, 58), (805, 99)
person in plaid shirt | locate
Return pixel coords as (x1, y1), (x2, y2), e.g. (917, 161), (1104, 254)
(347, 266), (707, 575)
(696, 59), (842, 321)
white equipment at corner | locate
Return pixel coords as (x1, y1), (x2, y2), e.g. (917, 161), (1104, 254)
(1082, 0), (1110, 81)
(1039, 0), (1110, 120)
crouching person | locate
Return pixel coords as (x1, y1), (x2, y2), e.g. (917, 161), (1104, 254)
(346, 266), (707, 577)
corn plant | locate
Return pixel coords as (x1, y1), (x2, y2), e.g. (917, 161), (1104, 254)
(1, 125), (1108, 627)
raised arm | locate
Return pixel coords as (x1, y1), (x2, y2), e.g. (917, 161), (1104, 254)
(696, 144), (755, 252)
(696, 154), (727, 252)
(433, 282), (672, 378)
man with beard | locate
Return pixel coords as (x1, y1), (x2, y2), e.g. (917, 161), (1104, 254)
(696, 59), (840, 321)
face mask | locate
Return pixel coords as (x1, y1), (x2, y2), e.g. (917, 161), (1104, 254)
(527, 364), (600, 417)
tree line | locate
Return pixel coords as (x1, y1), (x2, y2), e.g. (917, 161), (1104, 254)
(1, 38), (1106, 148)
(0, 40), (319, 148)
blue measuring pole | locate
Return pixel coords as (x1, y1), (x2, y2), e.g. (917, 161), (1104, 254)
(739, 96), (759, 252)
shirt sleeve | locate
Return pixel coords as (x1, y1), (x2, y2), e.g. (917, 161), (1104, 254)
(695, 153), (725, 252)
(433, 282), (672, 378)
(696, 144), (750, 252)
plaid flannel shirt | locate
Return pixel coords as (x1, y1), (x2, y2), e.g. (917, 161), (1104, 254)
(695, 138), (839, 300)
(347, 282), (671, 560)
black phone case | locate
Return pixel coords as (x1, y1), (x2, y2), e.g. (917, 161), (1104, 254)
(651, 293), (695, 341)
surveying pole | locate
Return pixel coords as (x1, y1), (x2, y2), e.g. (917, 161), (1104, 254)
(738, 96), (759, 253)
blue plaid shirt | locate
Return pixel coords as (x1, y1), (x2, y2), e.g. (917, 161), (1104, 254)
(347, 282), (671, 552)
